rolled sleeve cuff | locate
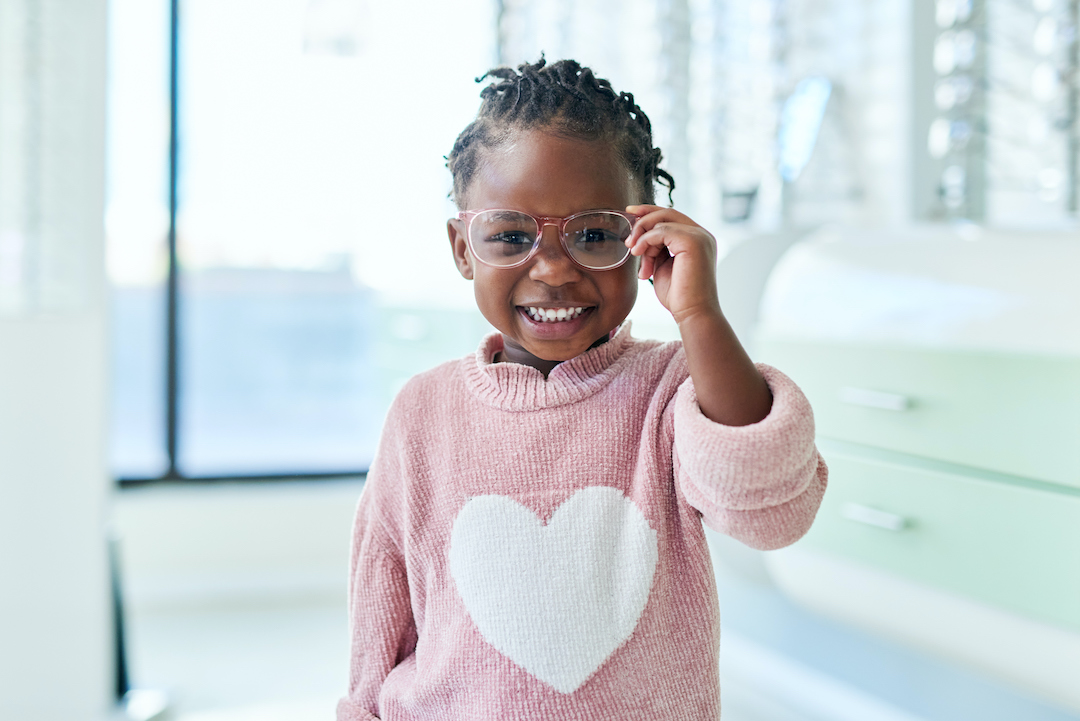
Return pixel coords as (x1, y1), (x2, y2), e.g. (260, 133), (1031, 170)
(674, 363), (819, 512)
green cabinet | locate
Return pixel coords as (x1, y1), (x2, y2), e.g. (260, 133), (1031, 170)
(801, 441), (1080, 632)
(759, 336), (1080, 630)
(754, 230), (1080, 634)
(758, 340), (1080, 490)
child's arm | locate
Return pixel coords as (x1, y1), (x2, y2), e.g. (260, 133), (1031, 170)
(338, 465), (418, 720)
(627, 205), (826, 549)
(671, 363), (827, 549)
(625, 205), (771, 427)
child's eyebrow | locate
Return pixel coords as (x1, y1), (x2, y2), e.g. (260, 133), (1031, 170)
(485, 210), (532, 222)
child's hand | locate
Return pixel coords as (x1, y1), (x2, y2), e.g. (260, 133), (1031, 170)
(626, 205), (772, 426)
(624, 205), (721, 326)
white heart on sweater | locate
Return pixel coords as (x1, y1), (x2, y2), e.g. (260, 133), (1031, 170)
(449, 486), (658, 694)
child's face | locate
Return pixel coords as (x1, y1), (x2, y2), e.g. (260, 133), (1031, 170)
(448, 130), (641, 370)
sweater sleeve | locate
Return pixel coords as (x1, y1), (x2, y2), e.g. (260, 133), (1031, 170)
(336, 476), (418, 721)
(673, 363), (827, 551)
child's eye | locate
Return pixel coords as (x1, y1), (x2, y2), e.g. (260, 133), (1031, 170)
(570, 228), (622, 251)
(486, 231), (534, 246)
(481, 230), (535, 257)
(577, 228), (619, 244)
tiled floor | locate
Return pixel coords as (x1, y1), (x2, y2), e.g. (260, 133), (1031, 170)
(126, 600), (348, 720)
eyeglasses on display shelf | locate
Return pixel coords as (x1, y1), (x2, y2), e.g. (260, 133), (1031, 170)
(919, 0), (1080, 225)
(926, 0), (986, 220)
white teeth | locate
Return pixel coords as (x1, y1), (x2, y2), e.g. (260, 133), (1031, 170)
(525, 306), (587, 323)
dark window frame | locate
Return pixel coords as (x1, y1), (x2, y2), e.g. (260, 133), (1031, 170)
(116, 0), (369, 487)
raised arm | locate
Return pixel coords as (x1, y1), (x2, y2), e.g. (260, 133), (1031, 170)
(626, 205), (825, 547)
(625, 205), (771, 427)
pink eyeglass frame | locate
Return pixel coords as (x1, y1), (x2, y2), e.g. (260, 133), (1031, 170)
(457, 208), (639, 271)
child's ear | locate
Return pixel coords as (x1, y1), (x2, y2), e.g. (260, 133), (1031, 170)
(447, 218), (474, 280)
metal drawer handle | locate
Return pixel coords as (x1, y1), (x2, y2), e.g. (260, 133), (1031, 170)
(839, 386), (912, 411)
(841, 502), (908, 531)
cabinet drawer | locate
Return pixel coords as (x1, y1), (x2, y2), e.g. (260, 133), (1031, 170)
(758, 340), (1080, 488)
(800, 445), (1080, 631)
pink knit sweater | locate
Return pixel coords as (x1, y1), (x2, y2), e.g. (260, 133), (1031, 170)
(337, 325), (827, 720)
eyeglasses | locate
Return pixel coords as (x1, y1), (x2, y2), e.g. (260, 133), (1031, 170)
(457, 208), (637, 271)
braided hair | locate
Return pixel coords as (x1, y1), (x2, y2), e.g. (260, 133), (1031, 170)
(447, 57), (675, 208)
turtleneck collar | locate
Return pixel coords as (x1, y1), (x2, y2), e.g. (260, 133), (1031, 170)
(462, 323), (639, 411)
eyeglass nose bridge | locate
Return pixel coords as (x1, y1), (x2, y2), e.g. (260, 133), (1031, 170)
(514, 226), (566, 281)
(534, 216), (569, 238)
(531, 218), (591, 271)
(526, 216), (572, 257)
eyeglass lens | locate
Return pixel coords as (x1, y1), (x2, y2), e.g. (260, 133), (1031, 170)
(468, 210), (632, 269)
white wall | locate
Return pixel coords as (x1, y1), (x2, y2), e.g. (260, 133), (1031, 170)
(0, 321), (112, 719)
(0, 0), (113, 718)
(113, 479), (363, 612)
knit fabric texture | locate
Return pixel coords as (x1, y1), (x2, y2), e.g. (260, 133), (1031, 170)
(337, 324), (828, 720)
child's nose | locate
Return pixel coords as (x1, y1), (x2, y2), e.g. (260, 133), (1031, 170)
(528, 225), (582, 285)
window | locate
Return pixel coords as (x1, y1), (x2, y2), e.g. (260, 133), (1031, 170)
(108, 0), (497, 481)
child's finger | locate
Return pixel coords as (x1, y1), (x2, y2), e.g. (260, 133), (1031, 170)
(629, 234), (672, 256)
(626, 205), (700, 243)
(628, 219), (696, 250)
(626, 204), (695, 222)
(628, 224), (704, 259)
(638, 253), (655, 280)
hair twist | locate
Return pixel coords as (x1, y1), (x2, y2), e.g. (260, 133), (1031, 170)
(446, 57), (675, 207)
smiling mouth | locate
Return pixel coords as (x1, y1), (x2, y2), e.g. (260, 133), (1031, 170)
(522, 306), (590, 323)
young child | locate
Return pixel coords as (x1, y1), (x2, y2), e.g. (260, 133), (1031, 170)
(337, 58), (827, 720)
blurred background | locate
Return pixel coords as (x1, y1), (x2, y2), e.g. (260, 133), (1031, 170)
(1, 0), (1078, 719)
